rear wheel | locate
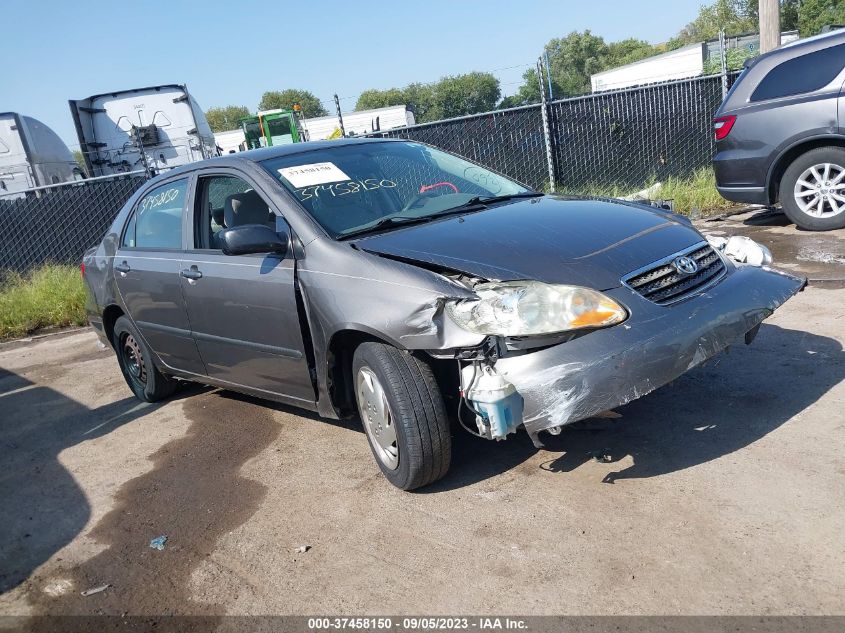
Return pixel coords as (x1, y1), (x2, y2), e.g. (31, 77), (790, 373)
(352, 342), (451, 490)
(781, 147), (845, 231)
(113, 316), (177, 403)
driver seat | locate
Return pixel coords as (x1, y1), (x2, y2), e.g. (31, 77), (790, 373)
(213, 190), (272, 249)
(224, 190), (270, 227)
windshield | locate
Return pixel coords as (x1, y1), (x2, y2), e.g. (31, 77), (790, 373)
(261, 141), (530, 238)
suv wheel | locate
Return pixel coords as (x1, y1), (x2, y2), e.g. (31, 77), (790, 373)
(781, 147), (845, 230)
(352, 342), (451, 490)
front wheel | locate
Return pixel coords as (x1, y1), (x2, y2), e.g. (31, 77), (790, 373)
(352, 342), (451, 490)
(112, 316), (177, 403)
(781, 147), (845, 231)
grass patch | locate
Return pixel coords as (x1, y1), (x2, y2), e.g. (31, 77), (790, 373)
(555, 167), (736, 216)
(652, 167), (734, 216)
(0, 264), (88, 340)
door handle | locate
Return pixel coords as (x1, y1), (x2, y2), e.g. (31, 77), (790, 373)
(114, 261), (130, 275)
(180, 266), (203, 281)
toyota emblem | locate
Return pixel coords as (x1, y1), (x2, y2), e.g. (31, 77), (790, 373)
(673, 255), (699, 275)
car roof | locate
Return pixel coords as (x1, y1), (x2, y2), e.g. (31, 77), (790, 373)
(156, 137), (403, 179)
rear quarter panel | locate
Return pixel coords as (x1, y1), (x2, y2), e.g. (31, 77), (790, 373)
(82, 188), (144, 334)
(716, 92), (839, 188)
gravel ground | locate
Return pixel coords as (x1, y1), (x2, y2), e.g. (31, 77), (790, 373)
(0, 211), (843, 618)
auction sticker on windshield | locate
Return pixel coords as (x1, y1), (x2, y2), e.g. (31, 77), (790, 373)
(278, 162), (351, 188)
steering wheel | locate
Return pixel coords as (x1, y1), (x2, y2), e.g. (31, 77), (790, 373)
(400, 181), (459, 212)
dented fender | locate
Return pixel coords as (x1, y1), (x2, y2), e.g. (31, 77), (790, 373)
(297, 237), (486, 418)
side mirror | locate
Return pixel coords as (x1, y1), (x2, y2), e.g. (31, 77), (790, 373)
(219, 224), (288, 257)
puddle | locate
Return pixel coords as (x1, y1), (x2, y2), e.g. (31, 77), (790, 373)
(24, 389), (280, 624)
(796, 248), (845, 265)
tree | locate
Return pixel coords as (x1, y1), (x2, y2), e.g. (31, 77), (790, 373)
(430, 72), (500, 120)
(355, 88), (406, 111)
(508, 67), (543, 106)
(401, 82), (436, 122)
(667, 0), (757, 48)
(503, 31), (657, 107)
(353, 73), (498, 123)
(799, 0), (845, 35)
(781, 0), (800, 31)
(258, 89), (328, 117)
(205, 105), (251, 132)
(543, 30), (609, 96)
(604, 38), (658, 67)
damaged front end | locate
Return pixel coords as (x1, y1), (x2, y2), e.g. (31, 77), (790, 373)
(442, 238), (805, 448)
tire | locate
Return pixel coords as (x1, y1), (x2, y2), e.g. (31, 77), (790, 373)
(112, 316), (177, 403)
(780, 146), (845, 231)
(352, 342), (451, 490)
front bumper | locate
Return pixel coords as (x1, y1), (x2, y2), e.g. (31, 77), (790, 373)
(495, 264), (805, 437)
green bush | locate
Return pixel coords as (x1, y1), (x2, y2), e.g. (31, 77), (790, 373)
(0, 264), (88, 340)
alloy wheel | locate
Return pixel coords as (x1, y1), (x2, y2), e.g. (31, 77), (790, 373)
(793, 162), (845, 218)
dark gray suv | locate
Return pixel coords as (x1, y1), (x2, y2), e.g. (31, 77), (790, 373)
(713, 29), (845, 231)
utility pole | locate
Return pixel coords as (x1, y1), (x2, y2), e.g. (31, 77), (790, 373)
(759, 0), (780, 54)
(536, 58), (556, 193)
(719, 30), (729, 99)
(334, 94), (346, 138)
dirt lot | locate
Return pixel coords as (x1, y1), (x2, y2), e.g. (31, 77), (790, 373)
(0, 211), (843, 618)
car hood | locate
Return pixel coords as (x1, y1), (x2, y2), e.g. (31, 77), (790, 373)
(354, 196), (705, 290)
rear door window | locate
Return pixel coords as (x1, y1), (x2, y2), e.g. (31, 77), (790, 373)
(751, 43), (845, 102)
(122, 178), (188, 249)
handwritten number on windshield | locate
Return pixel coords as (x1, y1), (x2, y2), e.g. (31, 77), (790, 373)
(297, 179), (397, 201)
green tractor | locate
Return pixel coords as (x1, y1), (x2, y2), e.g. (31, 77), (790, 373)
(240, 107), (307, 149)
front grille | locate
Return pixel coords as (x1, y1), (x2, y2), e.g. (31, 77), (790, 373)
(623, 242), (727, 305)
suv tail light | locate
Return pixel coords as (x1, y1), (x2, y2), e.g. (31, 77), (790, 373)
(80, 262), (86, 278)
(713, 115), (736, 141)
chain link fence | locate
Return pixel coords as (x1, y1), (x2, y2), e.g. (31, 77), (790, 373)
(551, 74), (726, 193)
(0, 173), (146, 272)
(372, 73), (730, 193)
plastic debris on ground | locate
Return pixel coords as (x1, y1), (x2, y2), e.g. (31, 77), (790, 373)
(149, 535), (167, 551)
(81, 584), (110, 597)
(294, 545), (311, 554)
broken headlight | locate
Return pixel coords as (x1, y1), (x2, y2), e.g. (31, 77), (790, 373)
(445, 281), (627, 336)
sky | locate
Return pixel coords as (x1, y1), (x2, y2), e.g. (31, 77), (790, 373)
(2, 0), (705, 149)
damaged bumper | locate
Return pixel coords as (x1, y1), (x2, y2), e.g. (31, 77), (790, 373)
(493, 264), (805, 440)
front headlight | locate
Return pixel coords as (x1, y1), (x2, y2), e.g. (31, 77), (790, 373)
(445, 281), (627, 336)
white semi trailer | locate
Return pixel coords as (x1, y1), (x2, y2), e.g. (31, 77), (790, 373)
(0, 112), (81, 195)
(69, 84), (217, 177)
